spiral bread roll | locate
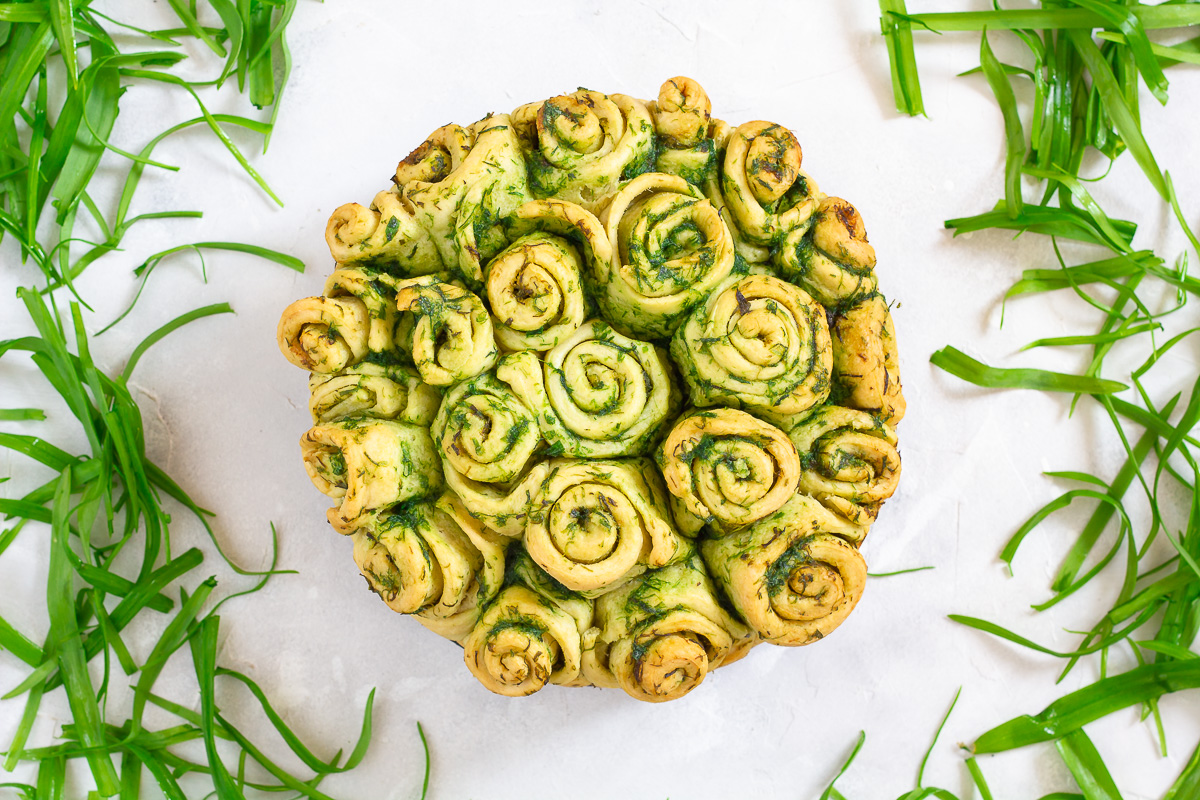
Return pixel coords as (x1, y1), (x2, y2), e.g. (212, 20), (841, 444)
(498, 320), (679, 458)
(350, 493), (504, 642)
(777, 196), (879, 308)
(671, 274), (833, 425)
(524, 458), (682, 596)
(392, 275), (498, 386)
(582, 550), (752, 702)
(319, 266), (403, 357)
(463, 547), (593, 696)
(590, 173), (739, 339)
(702, 494), (867, 645)
(658, 408), (801, 536)
(309, 363), (441, 426)
(652, 77), (712, 148)
(325, 188), (442, 276)
(788, 406), (901, 535)
(392, 116), (531, 286)
(419, 493), (508, 642)
(278, 75), (906, 702)
(277, 295), (370, 374)
(431, 371), (548, 537)
(720, 120), (823, 247)
(512, 89), (655, 212)
(651, 76), (720, 186)
(831, 293), (905, 425)
(483, 232), (587, 352)
(300, 420), (443, 535)
(393, 122), (474, 186)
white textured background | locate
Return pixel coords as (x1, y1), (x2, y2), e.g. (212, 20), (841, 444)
(2, 1), (1199, 798)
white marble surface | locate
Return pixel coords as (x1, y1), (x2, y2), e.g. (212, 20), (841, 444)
(2, 1), (1199, 797)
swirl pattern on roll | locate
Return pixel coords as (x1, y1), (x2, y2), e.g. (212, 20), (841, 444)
(463, 547), (592, 696)
(325, 189), (443, 276)
(431, 371), (549, 537)
(719, 121), (823, 247)
(582, 552), (751, 702)
(432, 372), (541, 484)
(777, 196), (879, 307)
(658, 408), (801, 535)
(393, 116), (531, 286)
(277, 295), (370, 374)
(350, 495), (493, 642)
(789, 405), (900, 533)
(671, 274), (833, 424)
(321, 265), (403, 356)
(478, 198), (612, 353)
(512, 89), (654, 212)
(393, 123), (474, 187)
(593, 173), (737, 339)
(524, 458), (682, 596)
(701, 494), (867, 646)
(393, 276), (498, 386)
(417, 493), (509, 642)
(484, 232), (587, 352)
(498, 320), (678, 458)
(309, 363), (441, 426)
(831, 293), (905, 425)
(300, 419), (443, 534)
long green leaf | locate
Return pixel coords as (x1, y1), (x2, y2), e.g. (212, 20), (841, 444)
(1066, 28), (1166, 200)
(974, 661), (1200, 753)
(0, 616), (43, 667)
(47, 471), (120, 795)
(47, 0), (77, 85)
(880, 0), (925, 116)
(1163, 737), (1200, 800)
(189, 616), (245, 800)
(980, 31), (1025, 219)
(931, 346), (1127, 394)
(1067, 0), (1167, 104)
(1055, 729), (1122, 800)
(903, 7), (1200, 32)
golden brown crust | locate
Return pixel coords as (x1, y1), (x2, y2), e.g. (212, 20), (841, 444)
(831, 294), (906, 425)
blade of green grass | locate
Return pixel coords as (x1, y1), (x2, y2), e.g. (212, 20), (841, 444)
(1055, 729), (1122, 800)
(918, 688), (961, 788)
(869, 565), (936, 577)
(47, 470), (120, 795)
(1020, 321), (1159, 351)
(1098, 31), (1200, 67)
(1067, 28), (1166, 201)
(931, 346), (1127, 394)
(902, 7), (1200, 32)
(974, 660), (1200, 753)
(947, 203), (1137, 247)
(0, 408), (46, 421)
(1071, 0), (1168, 104)
(118, 69), (283, 205)
(51, 44), (121, 226)
(880, 0), (926, 116)
(1163, 736), (1200, 800)
(1135, 640), (1197, 661)
(981, 30), (1026, 219)
(0, 616), (44, 667)
(214, 668), (374, 774)
(103, 241), (301, 334)
(965, 757), (994, 800)
(189, 616), (246, 800)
